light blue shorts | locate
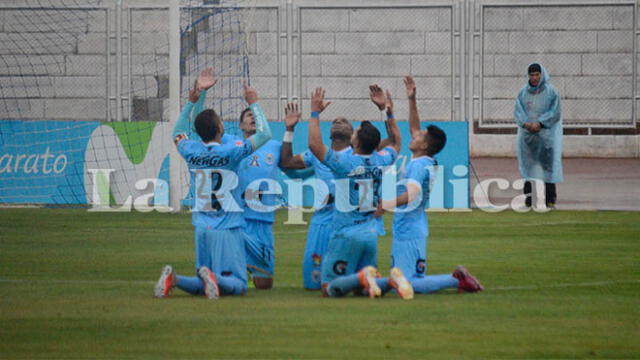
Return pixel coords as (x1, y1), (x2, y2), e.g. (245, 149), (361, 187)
(391, 237), (427, 279)
(194, 226), (247, 286)
(302, 221), (333, 290)
(244, 219), (275, 278)
(320, 221), (379, 285)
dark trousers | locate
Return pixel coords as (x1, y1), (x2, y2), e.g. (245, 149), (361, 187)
(524, 181), (557, 207)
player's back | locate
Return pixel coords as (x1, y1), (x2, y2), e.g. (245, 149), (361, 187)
(323, 147), (397, 231)
(178, 137), (253, 230)
(392, 156), (436, 241)
(302, 147), (352, 225)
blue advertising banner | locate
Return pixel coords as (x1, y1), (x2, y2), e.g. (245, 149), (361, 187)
(274, 120), (469, 209)
(0, 120), (100, 204)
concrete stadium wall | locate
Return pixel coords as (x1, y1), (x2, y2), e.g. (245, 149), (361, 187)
(474, 2), (639, 157)
(0, 0), (638, 157)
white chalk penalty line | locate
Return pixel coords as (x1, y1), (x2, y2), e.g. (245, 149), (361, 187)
(1, 278), (638, 290)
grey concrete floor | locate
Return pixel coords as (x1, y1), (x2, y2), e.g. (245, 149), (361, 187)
(469, 157), (640, 211)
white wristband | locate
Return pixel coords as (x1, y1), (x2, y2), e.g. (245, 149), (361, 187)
(283, 131), (294, 143)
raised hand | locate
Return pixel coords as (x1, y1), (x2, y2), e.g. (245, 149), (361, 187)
(369, 84), (386, 111)
(197, 67), (217, 91)
(244, 81), (258, 105)
(310, 88), (331, 114)
(284, 103), (301, 131)
(404, 75), (416, 100)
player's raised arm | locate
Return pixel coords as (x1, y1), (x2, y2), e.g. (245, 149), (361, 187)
(279, 103), (307, 169)
(244, 82), (272, 151)
(369, 85), (401, 154)
(404, 75), (421, 138)
(308, 88), (331, 163)
(174, 67), (219, 145)
(172, 88), (198, 145)
(191, 67), (218, 120)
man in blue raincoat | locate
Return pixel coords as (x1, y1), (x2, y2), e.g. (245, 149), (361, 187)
(514, 63), (563, 209)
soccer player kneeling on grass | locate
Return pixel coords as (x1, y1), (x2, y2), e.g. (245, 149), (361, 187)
(154, 68), (272, 299)
(279, 103), (354, 291)
(235, 102), (286, 290)
(308, 86), (413, 299)
(376, 76), (483, 295)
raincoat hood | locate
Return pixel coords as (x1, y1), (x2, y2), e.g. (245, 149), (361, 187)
(526, 63), (549, 94)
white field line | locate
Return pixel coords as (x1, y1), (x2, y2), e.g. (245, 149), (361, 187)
(1, 278), (638, 290)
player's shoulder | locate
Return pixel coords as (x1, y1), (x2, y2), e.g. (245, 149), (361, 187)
(221, 133), (241, 143)
(373, 146), (397, 162)
(179, 138), (204, 152)
(267, 139), (282, 151)
(219, 138), (247, 152)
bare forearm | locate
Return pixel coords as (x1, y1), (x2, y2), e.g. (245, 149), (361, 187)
(408, 97), (420, 137)
(308, 115), (326, 162)
(385, 115), (402, 153)
(280, 141), (306, 169)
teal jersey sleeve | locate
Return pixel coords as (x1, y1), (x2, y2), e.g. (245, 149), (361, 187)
(172, 101), (195, 138)
(248, 103), (272, 150)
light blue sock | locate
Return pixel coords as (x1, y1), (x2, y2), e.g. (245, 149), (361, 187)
(176, 275), (204, 295)
(217, 275), (246, 295)
(376, 278), (391, 295)
(327, 274), (360, 297)
(411, 274), (458, 294)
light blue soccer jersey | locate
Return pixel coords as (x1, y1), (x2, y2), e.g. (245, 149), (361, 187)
(178, 137), (253, 229)
(301, 147), (352, 225)
(392, 156), (437, 242)
(322, 147), (397, 230)
(237, 139), (282, 223)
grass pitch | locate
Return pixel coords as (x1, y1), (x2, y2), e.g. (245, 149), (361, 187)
(0, 209), (638, 359)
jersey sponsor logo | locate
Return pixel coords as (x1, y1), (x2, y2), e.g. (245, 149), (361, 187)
(234, 140), (243, 147)
(265, 153), (275, 165)
(187, 155), (230, 167)
(333, 260), (347, 275)
(249, 154), (259, 167)
(347, 166), (365, 177)
(416, 259), (426, 274)
(377, 150), (388, 156)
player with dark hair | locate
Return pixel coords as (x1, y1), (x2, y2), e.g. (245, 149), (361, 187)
(377, 76), (483, 295)
(307, 86), (412, 299)
(279, 103), (354, 290)
(154, 68), (272, 299)
(235, 101), (286, 290)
